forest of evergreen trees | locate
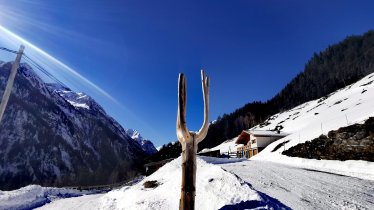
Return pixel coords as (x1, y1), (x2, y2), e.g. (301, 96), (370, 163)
(150, 30), (374, 162)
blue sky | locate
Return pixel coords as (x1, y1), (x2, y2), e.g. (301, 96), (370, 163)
(0, 0), (373, 146)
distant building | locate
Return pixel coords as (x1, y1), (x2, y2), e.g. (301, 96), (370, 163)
(236, 130), (289, 158)
(198, 149), (221, 157)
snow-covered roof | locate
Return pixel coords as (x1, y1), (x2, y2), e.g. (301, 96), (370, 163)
(198, 148), (220, 154)
(244, 130), (289, 137)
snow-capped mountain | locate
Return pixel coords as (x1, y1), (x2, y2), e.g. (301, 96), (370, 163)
(47, 83), (105, 113)
(126, 129), (158, 155)
(0, 62), (153, 190)
(46, 86), (157, 155)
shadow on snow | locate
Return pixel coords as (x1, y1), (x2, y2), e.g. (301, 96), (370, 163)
(219, 191), (291, 210)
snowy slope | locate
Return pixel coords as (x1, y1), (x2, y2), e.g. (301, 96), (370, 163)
(209, 72), (374, 179)
(22, 157), (289, 210)
(99, 157), (261, 210)
(0, 185), (92, 210)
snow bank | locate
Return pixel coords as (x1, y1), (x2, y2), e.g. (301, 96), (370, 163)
(251, 153), (374, 180)
(100, 157), (271, 210)
(36, 194), (103, 210)
(0, 185), (90, 210)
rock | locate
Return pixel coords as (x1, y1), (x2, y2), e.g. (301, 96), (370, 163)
(319, 134), (328, 139)
(364, 117), (374, 128)
(360, 139), (373, 146)
(353, 131), (367, 140)
(328, 131), (338, 139)
(337, 132), (350, 139)
(283, 117), (374, 162)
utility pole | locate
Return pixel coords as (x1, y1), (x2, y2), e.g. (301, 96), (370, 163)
(0, 45), (25, 123)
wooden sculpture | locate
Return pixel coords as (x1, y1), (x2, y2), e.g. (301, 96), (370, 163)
(177, 70), (210, 210)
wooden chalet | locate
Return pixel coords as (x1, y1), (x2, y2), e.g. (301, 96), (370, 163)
(236, 130), (288, 158)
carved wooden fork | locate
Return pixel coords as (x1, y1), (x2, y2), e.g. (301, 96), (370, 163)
(177, 70), (210, 210)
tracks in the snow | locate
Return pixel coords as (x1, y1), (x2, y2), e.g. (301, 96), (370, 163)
(221, 160), (374, 210)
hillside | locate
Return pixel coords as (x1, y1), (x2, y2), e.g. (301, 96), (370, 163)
(283, 117), (374, 161)
(0, 62), (155, 190)
(249, 71), (374, 178)
(200, 30), (374, 150)
(210, 70), (374, 179)
(152, 30), (374, 160)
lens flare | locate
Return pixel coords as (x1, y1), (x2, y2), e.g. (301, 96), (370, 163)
(0, 24), (118, 104)
(0, 1), (159, 140)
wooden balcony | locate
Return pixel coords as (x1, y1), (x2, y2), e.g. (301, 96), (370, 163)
(237, 144), (251, 158)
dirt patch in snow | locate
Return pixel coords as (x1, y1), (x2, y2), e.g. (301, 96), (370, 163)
(143, 180), (160, 188)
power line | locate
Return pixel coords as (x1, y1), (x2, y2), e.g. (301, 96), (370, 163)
(0, 46), (67, 88)
(0, 47), (17, 54)
(23, 54), (67, 87)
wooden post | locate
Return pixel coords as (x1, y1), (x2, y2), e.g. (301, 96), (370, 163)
(0, 45), (25, 123)
(180, 135), (197, 210)
(177, 70), (209, 210)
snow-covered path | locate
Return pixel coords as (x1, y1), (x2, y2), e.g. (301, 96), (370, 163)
(221, 160), (374, 210)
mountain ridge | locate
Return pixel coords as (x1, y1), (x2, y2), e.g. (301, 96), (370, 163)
(0, 61), (156, 190)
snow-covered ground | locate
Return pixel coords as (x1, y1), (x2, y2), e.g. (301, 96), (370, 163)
(0, 185), (93, 210)
(98, 157), (280, 210)
(3, 157), (373, 209)
(3, 157), (289, 210)
(221, 160), (374, 210)
(209, 72), (374, 180)
(36, 194), (103, 210)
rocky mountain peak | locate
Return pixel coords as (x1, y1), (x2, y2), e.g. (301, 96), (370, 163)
(126, 129), (158, 155)
(0, 61), (156, 190)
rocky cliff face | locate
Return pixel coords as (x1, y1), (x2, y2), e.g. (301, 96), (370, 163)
(283, 117), (374, 161)
(0, 62), (152, 190)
